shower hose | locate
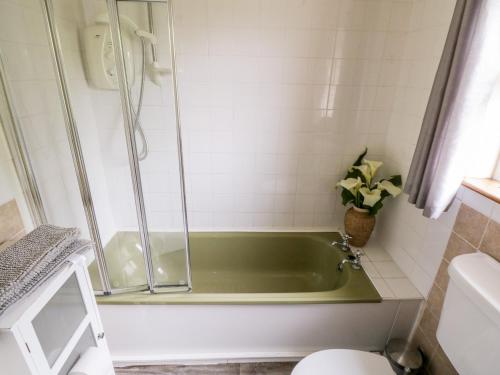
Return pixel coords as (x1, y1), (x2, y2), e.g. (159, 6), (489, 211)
(130, 36), (149, 161)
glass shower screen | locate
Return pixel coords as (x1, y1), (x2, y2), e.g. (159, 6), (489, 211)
(106, 0), (191, 293)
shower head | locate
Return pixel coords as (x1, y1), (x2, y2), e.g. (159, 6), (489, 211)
(135, 29), (157, 44)
(95, 14), (157, 44)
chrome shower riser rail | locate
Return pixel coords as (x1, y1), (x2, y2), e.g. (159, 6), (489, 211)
(106, 0), (156, 292)
(0, 53), (47, 227)
(147, 2), (158, 62)
(40, 0), (112, 295)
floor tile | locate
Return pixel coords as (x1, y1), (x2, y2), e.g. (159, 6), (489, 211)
(115, 364), (240, 375)
(239, 362), (296, 375)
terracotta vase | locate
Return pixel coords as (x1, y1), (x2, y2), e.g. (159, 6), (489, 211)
(344, 206), (376, 247)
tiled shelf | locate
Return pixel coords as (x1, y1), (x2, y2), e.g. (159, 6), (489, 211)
(360, 241), (423, 300)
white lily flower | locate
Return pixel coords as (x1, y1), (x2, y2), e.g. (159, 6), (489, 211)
(377, 180), (402, 197)
(362, 159), (383, 178)
(352, 164), (372, 183)
(359, 187), (382, 207)
(337, 177), (362, 194)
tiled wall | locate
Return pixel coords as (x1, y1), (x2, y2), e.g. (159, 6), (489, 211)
(412, 189), (500, 374)
(0, 200), (24, 251)
(0, 0), (89, 234)
(19, 0), (458, 243)
(170, 0), (427, 229)
(0, 125), (32, 230)
(176, 0), (389, 229)
(74, 0), (438, 232)
(0, 125), (20, 205)
(0, 0), (119, 243)
(1, 0), (460, 256)
(376, 0), (457, 297)
(52, 0), (117, 243)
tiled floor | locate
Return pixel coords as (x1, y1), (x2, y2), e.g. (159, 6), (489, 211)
(115, 362), (297, 375)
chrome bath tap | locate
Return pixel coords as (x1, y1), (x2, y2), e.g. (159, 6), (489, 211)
(331, 233), (352, 252)
(337, 251), (363, 271)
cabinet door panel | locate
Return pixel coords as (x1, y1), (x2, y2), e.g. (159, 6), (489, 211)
(57, 324), (96, 375)
(31, 273), (87, 367)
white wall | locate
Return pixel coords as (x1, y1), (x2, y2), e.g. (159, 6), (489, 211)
(0, 0), (84, 231)
(377, 0), (458, 297)
(174, 0), (401, 229)
(73, 0), (461, 285)
(52, 0), (117, 244)
(0, 123), (32, 229)
(0, 0), (116, 243)
(79, 0), (434, 232)
(0, 0), (465, 298)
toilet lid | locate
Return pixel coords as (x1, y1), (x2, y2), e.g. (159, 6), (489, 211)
(292, 349), (395, 375)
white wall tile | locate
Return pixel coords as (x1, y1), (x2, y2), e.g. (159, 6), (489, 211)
(374, 0), (456, 295)
(461, 187), (496, 218)
(385, 278), (421, 299)
(491, 203), (500, 224)
(370, 278), (396, 299)
(6, 0), (460, 256)
(372, 261), (406, 278)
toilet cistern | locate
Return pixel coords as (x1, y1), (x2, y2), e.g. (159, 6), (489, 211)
(436, 252), (500, 375)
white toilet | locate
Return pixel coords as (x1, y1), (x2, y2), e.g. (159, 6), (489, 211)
(292, 349), (394, 375)
(293, 252), (500, 375)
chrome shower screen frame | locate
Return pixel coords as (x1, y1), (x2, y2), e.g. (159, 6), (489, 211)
(39, 0), (114, 295)
(35, 0), (191, 295)
(106, 0), (192, 293)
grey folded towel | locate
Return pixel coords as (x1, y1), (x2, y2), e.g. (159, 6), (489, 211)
(0, 225), (91, 315)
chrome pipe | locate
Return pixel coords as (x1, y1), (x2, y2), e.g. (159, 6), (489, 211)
(40, 0), (112, 295)
(0, 52), (47, 227)
(166, 0), (193, 292)
(106, 0), (156, 292)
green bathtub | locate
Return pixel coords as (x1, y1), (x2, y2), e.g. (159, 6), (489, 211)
(89, 232), (381, 304)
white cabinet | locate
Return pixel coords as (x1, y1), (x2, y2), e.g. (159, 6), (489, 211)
(0, 249), (114, 375)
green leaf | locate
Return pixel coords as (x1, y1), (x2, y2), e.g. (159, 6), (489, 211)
(382, 174), (402, 187)
(368, 189), (390, 215)
(341, 188), (355, 206)
(344, 168), (366, 183)
(353, 147), (368, 166)
(369, 199), (384, 216)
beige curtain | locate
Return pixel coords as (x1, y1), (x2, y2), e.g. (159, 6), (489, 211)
(405, 0), (500, 219)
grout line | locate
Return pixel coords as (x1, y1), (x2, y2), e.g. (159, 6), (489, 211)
(477, 218), (490, 251)
(385, 301), (401, 344)
(451, 229), (480, 251)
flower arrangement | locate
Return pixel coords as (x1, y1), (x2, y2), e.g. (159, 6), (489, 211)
(337, 148), (402, 216)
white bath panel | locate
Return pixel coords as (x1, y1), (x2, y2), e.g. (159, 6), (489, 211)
(99, 300), (420, 364)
